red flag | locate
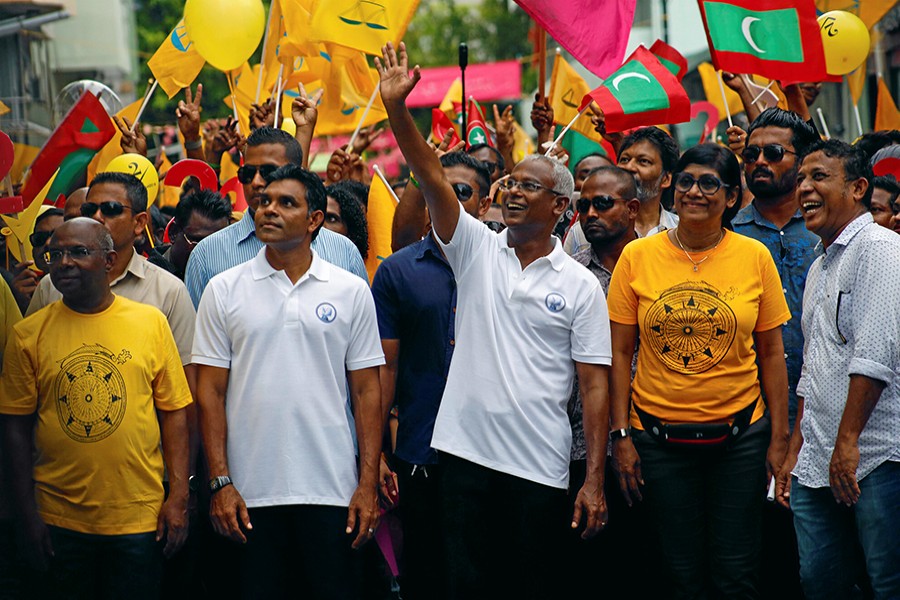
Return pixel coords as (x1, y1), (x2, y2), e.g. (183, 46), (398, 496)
(466, 98), (492, 148)
(432, 109), (461, 147)
(649, 40), (688, 82)
(580, 46), (691, 134)
(21, 92), (115, 203)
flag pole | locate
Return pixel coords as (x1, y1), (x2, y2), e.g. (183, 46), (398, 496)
(373, 164), (400, 204)
(459, 43), (468, 148)
(816, 107), (831, 139)
(255, 4), (275, 105)
(345, 83), (381, 153)
(131, 79), (158, 133)
(273, 64), (285, 128)
(544, 104), (588, 156)
(226, 71), (241, 135)
(749, 80), (775, 107)
(716, 71), (733, 128)
(538, 27), (547, 101)
(853, 104), (864, 138)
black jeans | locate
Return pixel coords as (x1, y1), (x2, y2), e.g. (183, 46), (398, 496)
(240, 504), (363, 599)
(394, 458), (445, 600)
(440, 453), (568, 600)
(633, 416), (770, 599)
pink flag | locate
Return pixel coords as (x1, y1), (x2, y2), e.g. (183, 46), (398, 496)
(514, 0), (637, 79)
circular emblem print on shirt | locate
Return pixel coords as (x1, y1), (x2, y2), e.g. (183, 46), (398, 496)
(643, 281), (737, 374)
(545, 293), (567, 313)
(54, 345), (130, 443)
(316, 302), (337, 323)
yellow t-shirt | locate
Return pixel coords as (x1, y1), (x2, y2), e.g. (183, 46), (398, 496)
(607, 230), (791, 429)
(0, 296), (192, 535)
(1, 278), (22, 374)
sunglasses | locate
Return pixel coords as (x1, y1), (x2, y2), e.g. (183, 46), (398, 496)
(29, 231), (53, 247)
(452, 182), (475, 201)
(576, 195), (629, 213)
(80, 201), (134, 218)
(741, 144), (797, 164)
(43, 246), (100, 265)
(673, 172), (730, 196)
(237, 164), (279, 184)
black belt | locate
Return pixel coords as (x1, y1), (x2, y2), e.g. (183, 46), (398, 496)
(635, 398), (758, 448)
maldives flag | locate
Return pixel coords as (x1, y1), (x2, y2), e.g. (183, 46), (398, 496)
(466, 98), (492, 148)
(579, 46), (690, 134)
(698, 0), (828, 83)
(21, 92), (115, 204)
(649, 40), (688, 82)
(431, 109), (461, 147)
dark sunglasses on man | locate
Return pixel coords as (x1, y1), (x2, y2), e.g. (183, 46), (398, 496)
(80, 201), (134, 218)
(237, 164), (280, 185)
(452, 182), (475, 202)
(29, 231), (54, 248)
(576, 195), (629, 213)
(741, 144), (797, 164)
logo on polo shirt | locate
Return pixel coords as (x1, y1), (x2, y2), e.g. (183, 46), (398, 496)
(545, 293), (566, 313)
(316, 302), (337, 323)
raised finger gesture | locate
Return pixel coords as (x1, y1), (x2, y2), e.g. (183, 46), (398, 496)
(375, 42), (421, 105)
(113, 115), (147, 156)
(176, 84), (203, 141)
(291, 83), (324, 129)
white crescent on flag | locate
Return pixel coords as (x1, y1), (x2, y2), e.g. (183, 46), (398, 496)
(741, 16), (765, 54)
(612, 72), (652, 91)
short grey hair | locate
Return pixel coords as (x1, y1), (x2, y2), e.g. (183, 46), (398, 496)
(64, 217), (114, 253)
(519, 154), (575, 198)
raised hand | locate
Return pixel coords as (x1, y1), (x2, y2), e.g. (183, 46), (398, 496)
(249, 99), (276, 130)
(176, 84), (203, 142)
(493, 104), (515, 150)
(530, 94), (554, 136)
(351, 125), (385, 155)
(291, 83), (324, 130)
(434, 129), (464, 157)
(113, 115), (147, 156)
(375, 42), (421, 105)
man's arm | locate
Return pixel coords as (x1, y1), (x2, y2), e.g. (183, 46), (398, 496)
(754, 326), (790, 484)
(376, 42), (461, 244)
(609, 322), (642, 506)
(830, 375), (886, 506)
(291, 83), (323, 170)
(346, 366), (383, 549)
(571, 362), (610, 539)
(157, 407), (190, 557)
(196, 364), (251, 543)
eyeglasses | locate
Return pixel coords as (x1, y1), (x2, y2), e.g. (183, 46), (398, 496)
(80, 201), (134, 218)
(452, 182), (475, 201)
(29, 231), (53, 248)
(576, 195), (629, 213)
(498, 178), (562, 195)
(740, 144), (797, 164)
(43, 247), (101, 265)
(182, 232), (202, 247)
(237, 164), (279, 184)
(673, 172), (731, 196)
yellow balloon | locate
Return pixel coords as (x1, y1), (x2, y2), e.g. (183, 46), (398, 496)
(818, 11), (870, 76)
(104, 154), (160, 206)
(184, 0), (265, 72)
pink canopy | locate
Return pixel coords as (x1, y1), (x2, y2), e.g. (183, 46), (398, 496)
(405, 60), (522, 108)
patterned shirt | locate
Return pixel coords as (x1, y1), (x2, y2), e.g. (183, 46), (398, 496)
(795, 213), (900, 488)
(732, 202), (820, 431)
(185, 213), (368, 307)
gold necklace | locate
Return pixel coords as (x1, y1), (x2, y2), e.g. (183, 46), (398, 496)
(673, 227), (725, 272)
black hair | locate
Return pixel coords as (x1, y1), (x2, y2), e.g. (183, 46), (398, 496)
(746, 107), (820, 157)
(619, 127), (680, 174)
(246, 126), (304, 166)
(468, 143), (505, 175)
(325, 184), (369, 259)
(149, 205), (169, 233)
(34, 208), (63, 231)
(802, 139), (874, 208)
(174, 189), (232, 229)
(90, 172), (148, 213)
(854, 130), (900, 161)
(440, 151), (492, 199)
(582, 165), (638, 199)
(674, 143), (743, 227)
(574, 152), (613, 172)
(329, 179), (369, 210)
(872, 175), (900, 205)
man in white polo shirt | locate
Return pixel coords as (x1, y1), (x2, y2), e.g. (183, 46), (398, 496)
(192, 165), (385, 598)
(378, 43), (612, 599)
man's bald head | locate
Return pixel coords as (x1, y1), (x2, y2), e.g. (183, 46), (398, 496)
(64, 187), (89, 221)
(52, 217), (114, 252)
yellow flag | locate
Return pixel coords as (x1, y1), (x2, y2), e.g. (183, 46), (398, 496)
(223, 63), (256, 136)
(157, 153), (181, 209)
(1, 171), (57, 264)
(220, 150), (240, 184)
(10, 144), (39, 186)
(0, 100), (9, 116)
(308, 0), (420, 56)
(548, 53), (603, 143)
(512, 122), (535, 164)
(875, 76), (900, 132)
(87, 99), (142, 184)
(439, 78), (463, 119)
(698, 62), (745, 123)
(847, 67), (867, 106)
(365, 171), (397, 282)
(280, 0), (320, 58)
(148, 19), (206, 99)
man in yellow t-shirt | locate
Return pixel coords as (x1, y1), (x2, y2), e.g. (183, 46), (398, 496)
(0, 219), (192, 600)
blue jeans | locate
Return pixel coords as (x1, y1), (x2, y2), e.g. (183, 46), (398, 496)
(792, 460), (900, 600)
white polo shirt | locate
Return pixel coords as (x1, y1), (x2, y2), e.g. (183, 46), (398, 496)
(192, 248), (385, 508)
(432, 209), (612, 489)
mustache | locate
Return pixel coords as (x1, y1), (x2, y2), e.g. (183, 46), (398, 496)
(751, 166), (774, 178)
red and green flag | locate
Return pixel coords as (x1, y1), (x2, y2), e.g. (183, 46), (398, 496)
(649, 40), (688, 81)
(697, 0), (828, 84)
(579, 45), (690, 134)
(21, 92), (115, 203)
(432, 108), (461, 147)
(466, 98), (492, 149)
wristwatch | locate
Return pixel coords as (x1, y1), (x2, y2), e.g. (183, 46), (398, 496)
(609, 428), (630, 441)
(209, 475), (233, 493)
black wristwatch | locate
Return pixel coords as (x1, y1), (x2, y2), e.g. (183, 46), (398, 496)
(609, 428), (630, 441)
(209, 475), (233, 493)
(188, 475), (199, 494)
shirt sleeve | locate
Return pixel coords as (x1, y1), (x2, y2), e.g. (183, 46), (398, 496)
(571, 279), (612, 365)
(606, 245), (639, 325)
(754, 248), (792, 332)
(160, 277), (197, 366)
(434, 205), (492, 279)
(346, 283), (387, 371)
(371, 260), (401, 340)
(847, 238), (900, 384)
(185, 242), (210, 309)
(0, 326), (38, 415)
(191, 278), (233, 369)
(152, 315), (193, 411)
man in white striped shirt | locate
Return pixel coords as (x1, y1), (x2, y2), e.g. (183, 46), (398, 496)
(186, 128), (367, 307)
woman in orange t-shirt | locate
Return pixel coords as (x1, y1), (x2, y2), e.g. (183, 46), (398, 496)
(606, 143), (790, 598)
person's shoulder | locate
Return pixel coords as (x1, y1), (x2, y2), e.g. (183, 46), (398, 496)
(728, 229), (772, 255)
(315, 226), (358, 254)
(194, 219), (243, 254)
(13, 299), (59, 338)
(114, 294), (166, 317)
(570, 246), (592, 268)
(142, 258), (190, 289)
(207, 259), (255, 292)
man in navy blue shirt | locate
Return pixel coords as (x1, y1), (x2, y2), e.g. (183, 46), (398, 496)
(371, 151), (491, 600)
